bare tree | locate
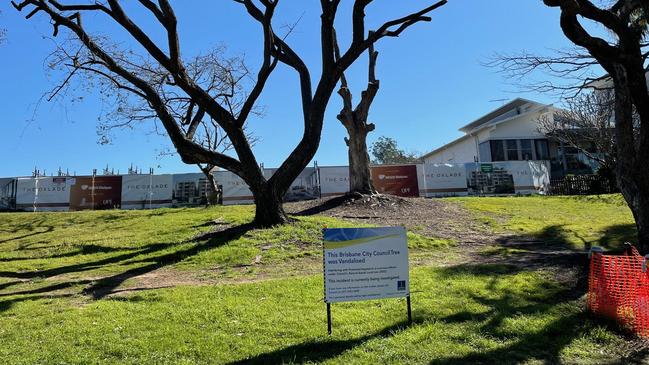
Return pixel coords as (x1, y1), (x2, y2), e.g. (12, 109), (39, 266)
(496, 0), (649, 251)
(75, 46), (262, 204)
(13, 0), (447, 226)
(538, 90), (617, 170)
(334, 39), (379, 195)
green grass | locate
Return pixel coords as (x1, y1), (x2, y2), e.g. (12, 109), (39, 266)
(0, 265), (628, 364)
(0, 206), (451, 305)
(0, 207), (448, 279)
(454, 194), (637, 250)
(0, 196), (642, 364)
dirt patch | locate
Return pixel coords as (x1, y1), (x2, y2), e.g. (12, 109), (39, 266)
(287, 195), (591, 280)
(286, 195), (496, 246)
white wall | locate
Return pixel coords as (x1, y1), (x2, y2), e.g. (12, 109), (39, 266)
(486, 110), (549, 140)
(424, 136), (477, 164)
(424, 108), (552, 164)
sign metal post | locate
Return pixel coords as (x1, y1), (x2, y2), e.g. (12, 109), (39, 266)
(327, 303), (332, 335)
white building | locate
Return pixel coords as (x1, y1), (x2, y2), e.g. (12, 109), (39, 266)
(421, 98), (598, 176)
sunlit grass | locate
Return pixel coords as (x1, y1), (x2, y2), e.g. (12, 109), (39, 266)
(0, 265), (627, 365)
(0, 196), (640, 364)
(453, 194), (636, 250)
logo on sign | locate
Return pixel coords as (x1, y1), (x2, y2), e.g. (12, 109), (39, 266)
(397, 280), (406, 291)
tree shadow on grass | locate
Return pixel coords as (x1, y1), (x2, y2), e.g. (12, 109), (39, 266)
(0, 223), (254, 310)
(484, 224), (589, 277)
(0, 243), (132, 263)
(224, 264), (585, 365)
(598, 223), (637, 249)
(432, 263), (643, 364)
(226, 319), (415, 365)
(0, 215), (56, 245)
(84, 223), (251, 299)
(222, 261), (626, 365)
(291, 195), (354, 216)
(483, 223), (637, 278)
(0, 226), (55, 245)
(426, 254), (649, 365)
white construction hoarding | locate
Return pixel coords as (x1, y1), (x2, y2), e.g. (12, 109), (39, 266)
(121, 174), (173, 210)
(465, 161), (550, 195)
(215, 171), (254, 206)
(15, 177), (72, 211)
(506, 161), (550, 194)
(318, 166), (349, 198)
(416, 164), (468, 197)
(265, 167), (319, 202)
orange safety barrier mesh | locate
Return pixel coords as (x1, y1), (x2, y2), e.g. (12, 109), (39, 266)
(588, 245), (649, 337)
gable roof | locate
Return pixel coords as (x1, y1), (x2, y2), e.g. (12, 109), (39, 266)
(459, 98), (543, 133)
(420, 98), (552, 160)
(419, 134), (473, 161)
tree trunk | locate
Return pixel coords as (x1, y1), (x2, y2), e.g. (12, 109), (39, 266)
(252, 185), (289, 227)
(198, 165), (220, 206)
(636, 202), (649, 256)
(204, 171), (219, 206)
(335, 42), (379, 196)
(347, 128), (375, 194)
(617, 176), (649, 254)
(612, 76), (649, 253)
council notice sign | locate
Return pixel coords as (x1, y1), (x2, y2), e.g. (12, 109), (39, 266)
(323, 227), (410, 303)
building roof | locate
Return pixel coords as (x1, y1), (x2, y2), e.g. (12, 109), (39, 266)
(459, 98), (542, 133)
(586, 70), (649, 90)
(421, 98), (551, 160)
(419, 134), (473, 161)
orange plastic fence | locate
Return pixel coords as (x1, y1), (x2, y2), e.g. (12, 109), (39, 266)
(588, 245), (649, 337)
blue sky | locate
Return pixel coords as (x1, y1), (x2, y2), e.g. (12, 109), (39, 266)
(0, 1), (581, 177)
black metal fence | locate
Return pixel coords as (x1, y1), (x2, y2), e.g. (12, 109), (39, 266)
(547, 175), (618, 196)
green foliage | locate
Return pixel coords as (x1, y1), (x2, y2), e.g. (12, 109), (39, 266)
(370, 136), (419, 165)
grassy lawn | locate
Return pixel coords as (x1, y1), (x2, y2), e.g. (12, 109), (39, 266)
(455, 194), (636, 251)
(0, 195), (641, 364)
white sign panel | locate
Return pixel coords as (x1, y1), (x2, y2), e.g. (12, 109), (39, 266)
(417, 163), (468, 197)
(498, 161), (550, 194)
(121, 174), (173, 210)
(15, 177), (72, 211)
(215, 171), (254, 206)
(323, 227), (410, 303)
(319, 166), (349, 197)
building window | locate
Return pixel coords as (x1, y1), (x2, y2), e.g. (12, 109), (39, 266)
(520, 139), (533, 160)
(535, 139), (550, 160)
(479, 141), (492, 162)
(491, 140), (505, 161)
(505, 140), (519, 160)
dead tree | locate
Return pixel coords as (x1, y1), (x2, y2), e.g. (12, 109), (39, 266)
(13, 0), (447, 226)
(531, 0), (649, 251)
(335, 39), (379, 195)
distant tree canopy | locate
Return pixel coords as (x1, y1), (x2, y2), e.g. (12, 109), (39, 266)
(370, 136), (419, 165)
